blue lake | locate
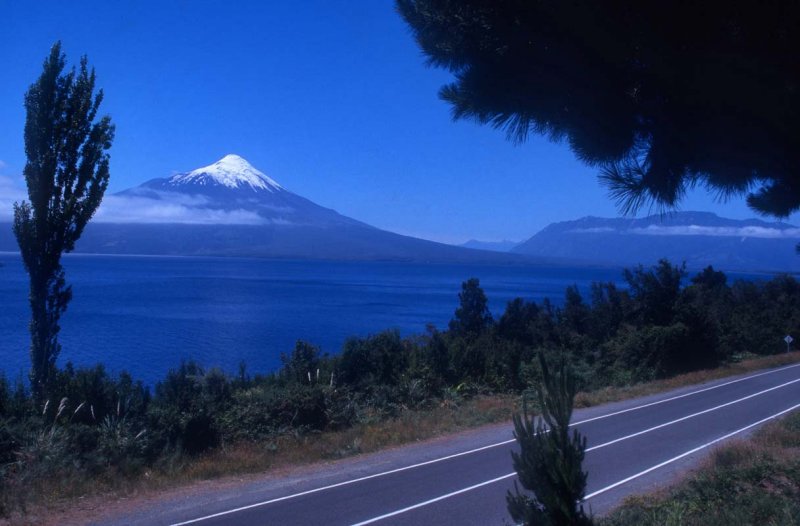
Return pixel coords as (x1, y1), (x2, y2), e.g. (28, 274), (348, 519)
(0, 252), (768, 385)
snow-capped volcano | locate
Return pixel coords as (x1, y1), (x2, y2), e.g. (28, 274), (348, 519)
(168, 154), (283, 192)
(117, 154), (365, 228)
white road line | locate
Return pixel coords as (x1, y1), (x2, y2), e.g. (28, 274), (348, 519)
(583, 400), (800, 500)
(168, 439), (516, 526)
(348, 400), (800, 525)
(584, 377), (800, 452)
(169, 362), (800, 525)
(349, 473), (517, 526)
(571, 361), (800, 427)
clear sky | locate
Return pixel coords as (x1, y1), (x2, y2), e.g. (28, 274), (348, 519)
(0, 1), (793, 244)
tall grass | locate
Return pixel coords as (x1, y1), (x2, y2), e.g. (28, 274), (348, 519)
(0, 394), (516, 522)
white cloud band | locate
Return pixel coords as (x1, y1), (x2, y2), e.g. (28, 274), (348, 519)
(94, 193), (266, 225)
(567, 224), (800, 239)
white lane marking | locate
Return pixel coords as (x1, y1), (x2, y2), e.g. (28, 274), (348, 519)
(571, 361), (800, 427)
(348, 399), (800, 525)
(169, 362), (800, 525)
(583, 400), (800, 500)
(349, 473), (517, 526)
(168, 439), (516, 526)
(584, 377), (800, 452)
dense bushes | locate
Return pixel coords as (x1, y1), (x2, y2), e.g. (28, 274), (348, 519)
(1, 260), (799, 513)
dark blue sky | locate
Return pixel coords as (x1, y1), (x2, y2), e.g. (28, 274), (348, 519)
(0, 1), (789, 243)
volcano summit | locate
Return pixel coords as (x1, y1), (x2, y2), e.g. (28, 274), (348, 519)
(166, 154), (284, 192)
(118, 154), (366, 228)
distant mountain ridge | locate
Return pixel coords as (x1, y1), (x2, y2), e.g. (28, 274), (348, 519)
(513, 212), (800, 271)
(459, 239), (519, 252)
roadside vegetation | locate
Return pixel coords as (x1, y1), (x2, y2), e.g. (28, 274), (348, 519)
(3, 260), (800, 517)
(599, 410), (800, 525)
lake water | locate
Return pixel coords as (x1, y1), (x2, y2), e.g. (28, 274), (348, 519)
(0, 253), (766, 385)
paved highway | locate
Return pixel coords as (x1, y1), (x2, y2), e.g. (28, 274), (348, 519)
(102, 362), (800, 526)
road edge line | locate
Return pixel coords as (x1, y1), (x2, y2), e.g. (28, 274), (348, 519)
(583, 401), (800, 500)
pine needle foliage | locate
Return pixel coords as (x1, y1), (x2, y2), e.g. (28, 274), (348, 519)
(397, 1), (800, 218)
(507, 353), (592, 526)
(13, 42), (115, 399)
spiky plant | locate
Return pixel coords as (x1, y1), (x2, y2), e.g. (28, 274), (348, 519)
(507, 353), (592, 526)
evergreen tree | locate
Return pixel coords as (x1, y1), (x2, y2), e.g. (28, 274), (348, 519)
(507, 353), (591, 526)
(497, 297), (539, 345)
(449, 277), (493, 337)
(560, 285), (590, 335)
(13, 42), (114, 399)
(623, 259), (686, 326)
(588, 281), (626, 344)
(691, 266), (728, 291)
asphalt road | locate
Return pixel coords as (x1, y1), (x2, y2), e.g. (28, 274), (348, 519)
(102, 362), (800, 526)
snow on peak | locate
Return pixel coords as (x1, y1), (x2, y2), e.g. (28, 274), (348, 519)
(170, 154), (283, 192)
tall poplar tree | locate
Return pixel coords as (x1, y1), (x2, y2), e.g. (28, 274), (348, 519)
(13, 42), (115, 399)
